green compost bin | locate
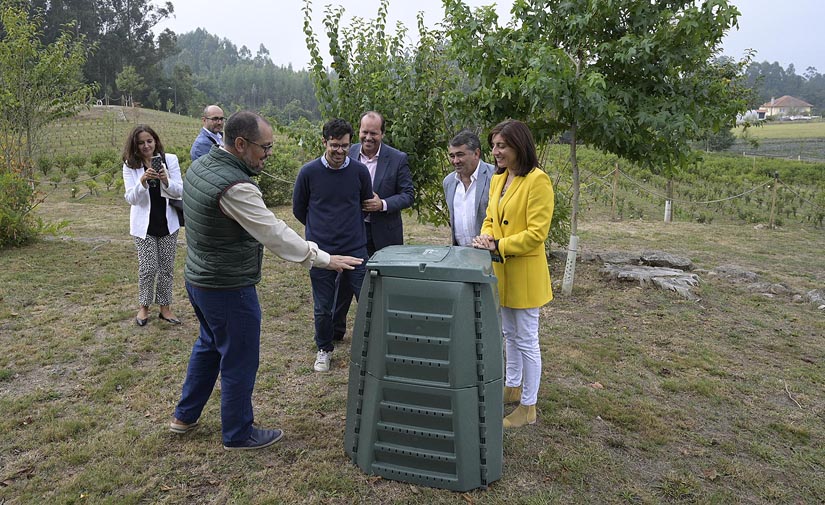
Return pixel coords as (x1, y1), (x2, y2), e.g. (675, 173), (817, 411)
(344, 245), (503, 491)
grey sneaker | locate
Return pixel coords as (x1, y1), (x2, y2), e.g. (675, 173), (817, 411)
(314, 349), (332, 372)
(223, 427), (284, 450)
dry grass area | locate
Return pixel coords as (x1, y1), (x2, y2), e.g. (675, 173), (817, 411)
(1, 184), (823, 504)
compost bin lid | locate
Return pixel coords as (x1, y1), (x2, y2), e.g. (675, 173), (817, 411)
(366, 245), (496, 284)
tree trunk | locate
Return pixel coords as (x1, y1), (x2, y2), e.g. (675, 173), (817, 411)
(611, 162), (619, 221)
(561, 124), (580, 296)
(664, 178), (673, 223)
(769, 172), (779, 229)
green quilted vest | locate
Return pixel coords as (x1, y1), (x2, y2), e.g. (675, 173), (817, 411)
(183, 149), (264, 288)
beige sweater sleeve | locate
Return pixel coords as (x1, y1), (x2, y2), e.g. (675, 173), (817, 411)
(219, 182), (331, 268)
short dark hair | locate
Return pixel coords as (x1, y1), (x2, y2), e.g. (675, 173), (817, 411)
(488, 119), (539, 176)
(122, 124), (164, 169)
(224, 111), (263, 146)
(323, 118), (353, 140)
(360, 111), (385, 133)
(450, 129), (481, 152)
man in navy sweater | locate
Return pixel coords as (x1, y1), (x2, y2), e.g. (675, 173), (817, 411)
(293, 119), (373, 372)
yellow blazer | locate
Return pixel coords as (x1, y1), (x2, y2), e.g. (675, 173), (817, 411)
(481, 167), (554, 308)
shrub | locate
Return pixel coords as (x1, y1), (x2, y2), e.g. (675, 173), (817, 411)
(695, 213), (714, 224)
(100, 173), (114, 191)
(67, 153), (86, 169)
(54, 154), (71, 174)
(84, 180), (99, 196)
(90, 149), (119, 169)
(37, 156), (53, 176)
(85, 163), (99, 178)
(66, 168), (79, 183)
(0, 172), (38, 248)
(256, 143), (305, 206)
(165, 147), (190, 165)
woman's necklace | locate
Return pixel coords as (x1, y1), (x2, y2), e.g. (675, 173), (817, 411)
(501, 174), (515, 197)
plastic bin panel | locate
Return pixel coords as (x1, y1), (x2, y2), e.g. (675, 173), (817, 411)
(344, 369), (502, 492)
(351, 275), (502, 388)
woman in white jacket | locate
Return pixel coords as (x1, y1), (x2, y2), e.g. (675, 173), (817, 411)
(122, 125), (183, 326)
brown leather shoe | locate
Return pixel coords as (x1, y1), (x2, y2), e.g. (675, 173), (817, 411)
(169, 418), (198, 434)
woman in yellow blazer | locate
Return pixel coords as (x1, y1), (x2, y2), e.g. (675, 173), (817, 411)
(473, 119), (554, 428)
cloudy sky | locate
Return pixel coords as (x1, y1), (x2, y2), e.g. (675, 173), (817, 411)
(156, 0), (825, 73)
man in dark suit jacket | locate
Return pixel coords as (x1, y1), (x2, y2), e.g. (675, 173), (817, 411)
(190, 105), (225, 162)
(348, 111), (415, 253)
(334, 110), (415, 340)
(442, 129), (494, 246)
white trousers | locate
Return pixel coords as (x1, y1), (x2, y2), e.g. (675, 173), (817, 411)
(501, 306), (541, 406)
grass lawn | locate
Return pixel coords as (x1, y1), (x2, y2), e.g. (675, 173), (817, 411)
(0, 174), (823, 503)
(736, 119), (825, 140)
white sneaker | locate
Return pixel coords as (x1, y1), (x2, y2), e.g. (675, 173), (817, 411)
(314, 350), (332, 372)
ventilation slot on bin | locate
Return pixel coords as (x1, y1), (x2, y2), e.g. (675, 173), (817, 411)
(370, 462), (459, 487)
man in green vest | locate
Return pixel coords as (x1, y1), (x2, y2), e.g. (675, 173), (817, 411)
(170, 111), (363, 450)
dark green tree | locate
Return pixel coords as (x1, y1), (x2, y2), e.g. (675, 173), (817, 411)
(115, 65), (144, 106)
(303, 0), (467, 224)
(0, 0), (92, 246)
(745, 61), (825, 113)
(702, 128), (736, 152)
(0, 0), (96, 177)
(166, 28), (319, 116)
(29, 0), (176, 104)
(443, 0), (753, 293)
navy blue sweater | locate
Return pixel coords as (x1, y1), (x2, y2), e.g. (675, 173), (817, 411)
(292, 157), (373, 255)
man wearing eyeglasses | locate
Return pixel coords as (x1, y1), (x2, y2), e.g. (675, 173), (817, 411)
(190, 104), (225, 162)
(331, 110), (415, 343)
(292, 118), (372, 373)
(172, 111), (363, 450)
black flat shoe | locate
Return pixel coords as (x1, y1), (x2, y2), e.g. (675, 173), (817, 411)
(158, 313), (181, 325)
(136, 317), (148, 327)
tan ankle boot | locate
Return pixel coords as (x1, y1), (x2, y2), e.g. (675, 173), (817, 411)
(503, 404), (537, 428)
(503, 386), (522, 404)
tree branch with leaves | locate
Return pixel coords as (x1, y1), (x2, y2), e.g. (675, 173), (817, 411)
(0, 0), (97, 179)
(443, 0), (753, 294)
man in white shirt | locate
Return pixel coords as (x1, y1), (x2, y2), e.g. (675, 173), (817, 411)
(442, 129), (495, 246)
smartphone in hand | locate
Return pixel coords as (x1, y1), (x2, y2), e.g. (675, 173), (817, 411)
(149, 154), (163, 188)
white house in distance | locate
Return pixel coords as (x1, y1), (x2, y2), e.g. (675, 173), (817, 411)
(758, 95), (814, 119)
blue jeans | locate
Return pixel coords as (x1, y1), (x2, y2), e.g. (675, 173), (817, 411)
(311, 255), (366, 351)
(174, 283), (261, 445)
(333, 235), (374, 339)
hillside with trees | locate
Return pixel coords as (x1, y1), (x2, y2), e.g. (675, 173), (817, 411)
(19, 0), (825, 121)
(28, 0), (177, 107)
(744, 61), (825, 113)
(162, 28), (319, 122)
(23, 1), (318, 119)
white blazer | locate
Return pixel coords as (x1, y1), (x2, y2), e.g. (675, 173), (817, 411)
(122, 153), (183, 239)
